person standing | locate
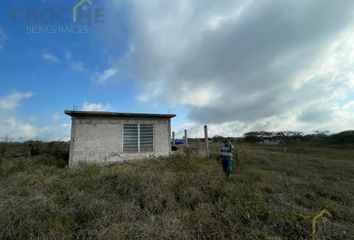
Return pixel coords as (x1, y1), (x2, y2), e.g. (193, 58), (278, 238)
(219, 139), (234, 177)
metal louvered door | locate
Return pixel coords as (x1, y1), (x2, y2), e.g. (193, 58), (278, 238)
(123, 124), (138, 153)
(140, 125), (154, 153)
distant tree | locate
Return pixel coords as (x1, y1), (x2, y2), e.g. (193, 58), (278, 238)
(243, 132), (262, 143)
(313, 130), (330, 137)
(327, 130), (354, 144)
(212, 135), (224, 143)
(243, 131), (304, 147)
(303, 130), (330, 143)
(0, 144), (5, 157)
(1, 134), (11, 143)
(275, 131), (303, 153)
(0, 135), (11, 158)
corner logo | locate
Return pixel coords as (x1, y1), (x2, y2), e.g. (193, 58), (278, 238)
(312, 209), (332, 235)
(10, 1), (105, 34)
(73, 0), (93, 23)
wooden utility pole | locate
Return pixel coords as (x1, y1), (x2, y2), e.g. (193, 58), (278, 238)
(184, 129), (188, 147)
(204, 125), (209, 157)
(172, 131), (175, 146)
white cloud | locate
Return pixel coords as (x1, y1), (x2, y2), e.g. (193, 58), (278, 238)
(39, 50), (84, 71)
(51, 112), (61, 121)
(0, 26), (6, 49)
(0, 91), (36, 140)
(82, 101), (113, 111)
(41, 51), (60, 63)
(94, 67), (119, 84)
(0, 119), (70, 142)
(3, 117), (38, 140)
(65, 52), (84, 71)
(0, 91), (70, 141)
(100, 0), (354, 135)
(0, 91), (33, 111)
(38, 124), (71, 141)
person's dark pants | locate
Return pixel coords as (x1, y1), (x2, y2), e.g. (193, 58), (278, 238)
(222, 156), (233, 177)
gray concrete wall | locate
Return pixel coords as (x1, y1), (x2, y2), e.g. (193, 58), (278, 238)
(69, 116), (171, 165)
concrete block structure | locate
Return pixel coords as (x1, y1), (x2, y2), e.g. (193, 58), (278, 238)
(65, 110), (176, 165)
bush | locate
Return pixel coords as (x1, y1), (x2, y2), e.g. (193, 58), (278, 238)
(32, 154), (67, 168)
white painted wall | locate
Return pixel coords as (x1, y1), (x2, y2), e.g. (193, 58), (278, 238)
(69, 116), (171, 165)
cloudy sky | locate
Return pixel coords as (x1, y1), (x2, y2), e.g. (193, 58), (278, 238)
(0, 0), (354, 141)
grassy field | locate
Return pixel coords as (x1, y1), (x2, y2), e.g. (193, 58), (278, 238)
(0, 142), (353, 239)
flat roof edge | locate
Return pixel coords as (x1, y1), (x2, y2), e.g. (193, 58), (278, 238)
(64, 110), (176, 118)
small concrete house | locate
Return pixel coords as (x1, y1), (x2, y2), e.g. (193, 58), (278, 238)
(65, 110), (176, 165)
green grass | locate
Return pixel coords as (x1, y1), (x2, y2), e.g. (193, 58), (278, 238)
(0, 143), (353, 239)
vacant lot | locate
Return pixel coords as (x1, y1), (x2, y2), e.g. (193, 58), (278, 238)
(0, 142), (353, 239)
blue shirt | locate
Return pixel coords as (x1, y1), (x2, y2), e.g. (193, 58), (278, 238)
(220, 143), (234, 157)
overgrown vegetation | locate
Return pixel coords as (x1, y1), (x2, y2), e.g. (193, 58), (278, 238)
(0, 142), (353, 239)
